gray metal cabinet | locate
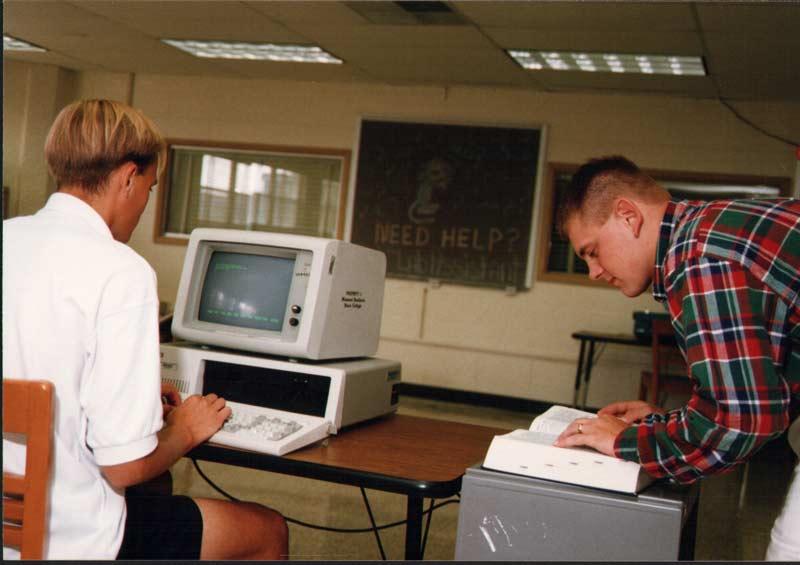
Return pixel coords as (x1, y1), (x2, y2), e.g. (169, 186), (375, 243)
(455, 465), (698, 561)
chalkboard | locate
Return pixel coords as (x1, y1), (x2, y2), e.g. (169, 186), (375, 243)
(350, 119), (544, 289)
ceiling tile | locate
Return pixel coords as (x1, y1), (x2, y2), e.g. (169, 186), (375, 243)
(3, 50), (100, 72)
(713, 72), (800, 102)
(245, 1), (368, 26)
(343, 46), (538, 87)
(703, 35), (799, 73)
(709, 54), (799, 100)
(5, 0), (112, 39)
(703, 33), (800, 100)
(485, 29), (704, 55)
(695, 3), (800, 34)
(454, 1), (696, 31)
(309, 24), (495, 49)
(75, 0), (305, 43)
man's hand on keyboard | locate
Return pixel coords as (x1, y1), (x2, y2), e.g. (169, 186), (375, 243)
(166, 393), (232, 447)
(160, 382), (182, 418)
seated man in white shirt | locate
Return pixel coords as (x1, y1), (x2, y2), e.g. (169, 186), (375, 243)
(2, 99), (288, 560)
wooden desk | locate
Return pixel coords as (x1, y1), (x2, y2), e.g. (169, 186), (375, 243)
(189, 413), (508, 560)
(570, 331), (648, 409)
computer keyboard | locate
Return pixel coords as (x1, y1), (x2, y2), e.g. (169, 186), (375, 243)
(221, 410), (302, 440)
(208, 401), (331, 456)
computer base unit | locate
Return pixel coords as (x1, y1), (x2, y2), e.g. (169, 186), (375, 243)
(455, 465), (699, 561)
(160, 341), (401, 434)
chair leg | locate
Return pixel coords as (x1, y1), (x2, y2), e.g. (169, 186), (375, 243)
(737, 461), (751, 514)
(639, 371), (650, 402)
(650, 372), (660, 406)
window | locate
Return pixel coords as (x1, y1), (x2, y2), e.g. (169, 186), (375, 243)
(155, 141), (350, 244)
(537, 163), (791, 285)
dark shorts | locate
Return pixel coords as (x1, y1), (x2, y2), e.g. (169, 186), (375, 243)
(117, 495), (203, 560)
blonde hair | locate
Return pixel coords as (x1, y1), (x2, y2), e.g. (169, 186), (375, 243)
(45, 99), (166, 193)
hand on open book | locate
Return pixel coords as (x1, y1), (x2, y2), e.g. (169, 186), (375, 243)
(598, 400), (665, 423)
(553, 414), (628, 457)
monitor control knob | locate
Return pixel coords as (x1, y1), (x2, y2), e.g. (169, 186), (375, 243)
(291, 305), (302, 314)
(289, 317), (299, 327)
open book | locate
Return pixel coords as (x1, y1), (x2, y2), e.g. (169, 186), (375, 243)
(482, 405), (654, 494)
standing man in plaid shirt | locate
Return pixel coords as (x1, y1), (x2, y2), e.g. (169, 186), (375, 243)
(553, 156), (799, 560)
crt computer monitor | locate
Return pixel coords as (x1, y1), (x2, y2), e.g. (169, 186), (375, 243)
(171, 228), (387, 360)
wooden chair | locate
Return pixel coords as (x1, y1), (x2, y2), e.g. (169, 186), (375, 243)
(3, 379), (55, 559)
(639, 319), (692, 406)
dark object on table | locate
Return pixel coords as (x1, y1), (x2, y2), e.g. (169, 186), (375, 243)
(633, 310), (671, 344)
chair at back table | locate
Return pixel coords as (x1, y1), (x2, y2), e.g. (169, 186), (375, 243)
(639, 319), (692, 407)
(3, 379), (55, 560)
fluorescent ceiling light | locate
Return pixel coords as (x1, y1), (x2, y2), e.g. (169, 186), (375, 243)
(3, 35), (46, 52)
(162, 39), (342, 64)
(507, 50), (706, 76)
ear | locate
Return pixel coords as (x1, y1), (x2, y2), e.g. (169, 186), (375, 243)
(613, 197), (644, 237)
(114, 162), (139, 198)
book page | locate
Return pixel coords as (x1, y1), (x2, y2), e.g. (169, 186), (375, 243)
(503, 430), (604, 455)
(529, 405), (596, 435)
(506, 429), (559, 446)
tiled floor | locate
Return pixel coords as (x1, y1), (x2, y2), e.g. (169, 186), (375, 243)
(171, 395), (796, 561)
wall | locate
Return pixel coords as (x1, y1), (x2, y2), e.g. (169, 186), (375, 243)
(7, 60), (800, 407)
(3, 60), (77, 217)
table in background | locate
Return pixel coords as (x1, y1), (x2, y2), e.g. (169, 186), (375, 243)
(189, 413), (507, 560)
(570, 331), (650, 409)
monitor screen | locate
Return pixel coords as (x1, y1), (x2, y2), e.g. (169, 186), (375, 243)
(198, 251), (295, 332)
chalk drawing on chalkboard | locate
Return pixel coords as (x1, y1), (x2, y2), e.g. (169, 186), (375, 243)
(408, 157), (454, 225)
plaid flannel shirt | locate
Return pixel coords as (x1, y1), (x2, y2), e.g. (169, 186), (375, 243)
(615, 198), (800, 483)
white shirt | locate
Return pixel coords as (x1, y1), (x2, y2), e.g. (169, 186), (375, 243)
(2, 193), (163, 559)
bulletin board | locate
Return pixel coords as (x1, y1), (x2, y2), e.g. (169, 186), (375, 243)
(349, 119), (545, 290)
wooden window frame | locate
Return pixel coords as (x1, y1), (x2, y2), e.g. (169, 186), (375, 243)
(536, 162), (792, 286)
(154, 139), (351, 245)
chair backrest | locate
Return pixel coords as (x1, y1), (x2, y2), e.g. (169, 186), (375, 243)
(650, 318), (676, 372)
(647, 318), (691, 404)
(3, 379), (54, 560)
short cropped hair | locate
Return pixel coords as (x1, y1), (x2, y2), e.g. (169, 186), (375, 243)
(45, 99), (166, 193)
(556, 155), (665, 235)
